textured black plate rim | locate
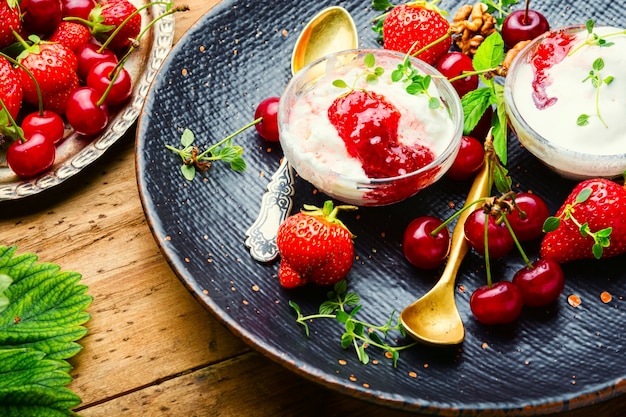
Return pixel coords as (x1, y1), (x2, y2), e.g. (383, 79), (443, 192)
(135, 1), (626, 415)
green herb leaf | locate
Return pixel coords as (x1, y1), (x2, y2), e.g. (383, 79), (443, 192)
(0, 246), (92, 416)
(542, 216), (561, 232)
(180, 128), (195, 147)
(576, 187), (592, 203)
(372, 0), (393, 11)
(461, 87), (494, 136)
(472, 32), (505, 75)
(0, 274), (11, 315)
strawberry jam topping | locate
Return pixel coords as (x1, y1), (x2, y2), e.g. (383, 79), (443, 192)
(529, 30), (576, 110)
(327, 90), (435, 179)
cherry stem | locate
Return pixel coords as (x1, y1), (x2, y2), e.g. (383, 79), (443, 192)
(501, 213), (533, 268)
(523, 0), (530, 26)
(429, 197), (488, 236)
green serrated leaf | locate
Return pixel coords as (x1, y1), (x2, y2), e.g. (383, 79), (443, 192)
(461, 87), (495, 136)
(596, 227), (613, 238)
(492, 83), (508, 165)
(0, 246), (91, 416)
(343, 292), (360, 306)
(473, 31), (505, 73)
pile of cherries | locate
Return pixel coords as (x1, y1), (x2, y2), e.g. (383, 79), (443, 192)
(398, 2), (560, 326)
(2, 0), (136, 178)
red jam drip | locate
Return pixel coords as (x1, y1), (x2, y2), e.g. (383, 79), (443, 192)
(327, 90), (435, 179)
(529, 30), (577, 110)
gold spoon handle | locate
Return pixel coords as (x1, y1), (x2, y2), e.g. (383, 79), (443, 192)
(439, 160), (491, 288)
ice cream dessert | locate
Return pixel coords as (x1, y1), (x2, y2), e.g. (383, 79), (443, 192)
(278, 49), (462, 206)
(504, 23), (626, 179)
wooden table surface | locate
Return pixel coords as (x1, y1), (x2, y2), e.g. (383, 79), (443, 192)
(1, 1), (625, 416)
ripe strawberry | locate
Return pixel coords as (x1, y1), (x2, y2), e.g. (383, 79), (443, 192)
(0, 55), (23, 120)
(16, 40), (79, 114)
(540, 178), (626, 263)
(382, 1), (452, 65)
(0, 0), (21, 49)
(48, 21), (91, 52)
(89, 0), (141, 52)
(276, 201), (356, 288)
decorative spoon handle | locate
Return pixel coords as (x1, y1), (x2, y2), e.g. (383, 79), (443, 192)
(245, 159), (295, 263)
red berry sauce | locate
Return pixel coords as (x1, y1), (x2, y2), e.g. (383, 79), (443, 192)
(328, 90), (436, 203)
(529, 30), (576, 110)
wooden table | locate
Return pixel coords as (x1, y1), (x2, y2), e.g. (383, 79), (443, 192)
(1, 2), (625, 416)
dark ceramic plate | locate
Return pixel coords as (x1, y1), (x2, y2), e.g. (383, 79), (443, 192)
(136, 0), (626, 415)
(0, 1), (174, 201)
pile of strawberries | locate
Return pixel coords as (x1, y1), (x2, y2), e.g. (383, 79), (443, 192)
(0, 0), (146, 178)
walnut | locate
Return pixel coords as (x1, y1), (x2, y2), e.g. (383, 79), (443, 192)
(451, 2), (498, 55)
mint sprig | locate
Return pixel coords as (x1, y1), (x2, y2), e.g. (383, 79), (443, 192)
(461, 31), (509, 166)
(289, 280), (417, 367)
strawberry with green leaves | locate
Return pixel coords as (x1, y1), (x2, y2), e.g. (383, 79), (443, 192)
(89, 0), (141, 53)
(541, 178), (626, 263)
(16, 37), (79, 114)
(374, 0), (452, 65)
(276, 201), (357, 288)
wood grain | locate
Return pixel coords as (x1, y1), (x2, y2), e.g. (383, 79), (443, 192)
(1, 1), (625, 416)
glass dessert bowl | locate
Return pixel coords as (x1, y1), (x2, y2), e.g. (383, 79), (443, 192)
(277, 49), (463, 206)
(504, 24), (626, 180)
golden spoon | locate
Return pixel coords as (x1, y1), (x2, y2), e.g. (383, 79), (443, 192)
(400, 157), (491, 345)
(245, 6), (358, 263)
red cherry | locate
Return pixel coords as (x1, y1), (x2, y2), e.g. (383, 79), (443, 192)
(86, 61), (133, 106)
(464, 208), (514, 259)
(62, 0), (96, 19)
(7, 132), (56, 177)
(435, 51), (478, 98)
(507, 192), (550, 241)
(402, 216), (450, 269)
(65, 87), (109, 136)
(22, 0), (63, 36)
(21, 110), (66, 145)
(470, 281), (524, 325)
(76, 43), (118, 81)
(446, 135), (484, 181)
(254, 97), (280, 141)
(512, 258), (565, 307)
(501, 9), (550, 49)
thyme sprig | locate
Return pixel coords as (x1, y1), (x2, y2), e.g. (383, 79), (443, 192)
(577, 57), (614, 128)
(289, 280), (417, 367)
(165, 127), (247, 181)
(332, 52), (384, 91)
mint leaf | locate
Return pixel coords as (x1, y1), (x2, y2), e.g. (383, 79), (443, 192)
(492, 83), (508, 165)
(461, 87), (495, 135)
(0, 246), (92, 416)
(472, 32), (505, 75)
(0, 274), (11, 315)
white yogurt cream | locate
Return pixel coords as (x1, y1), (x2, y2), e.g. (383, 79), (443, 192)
(278, 50), (459, 205)
(509, 26), (626, 155)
